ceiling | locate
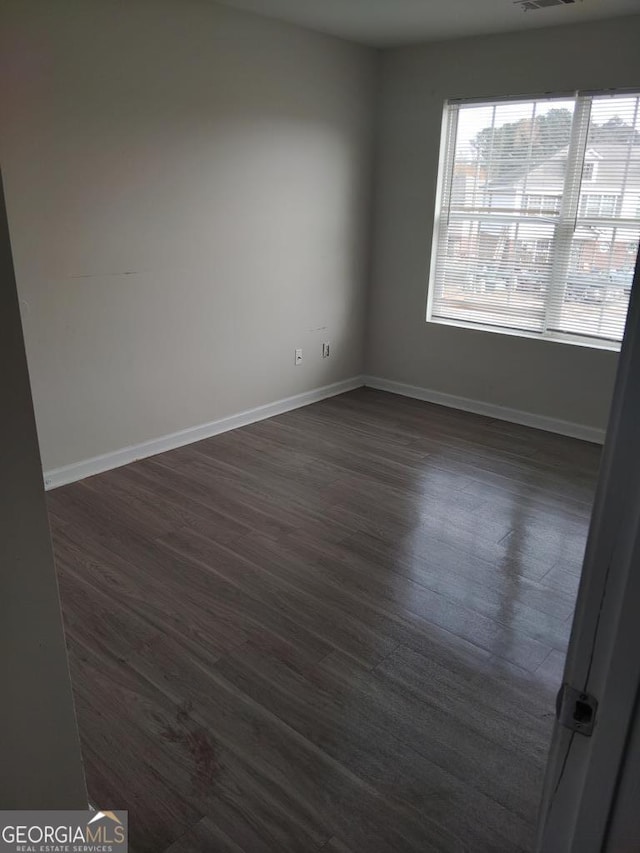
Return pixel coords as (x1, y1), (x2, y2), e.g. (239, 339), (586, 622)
(215, 0), (640, 47)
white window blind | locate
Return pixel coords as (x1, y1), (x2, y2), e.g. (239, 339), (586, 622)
(428, 92), (640, 348)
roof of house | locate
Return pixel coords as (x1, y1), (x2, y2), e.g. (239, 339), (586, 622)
(490, 143), (640, 193)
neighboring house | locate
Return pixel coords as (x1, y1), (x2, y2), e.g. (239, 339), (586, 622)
(483, 143), (640, 279)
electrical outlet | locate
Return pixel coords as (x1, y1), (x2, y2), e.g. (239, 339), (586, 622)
(322, 342), (331, 358)
(295, 348), (303, 365)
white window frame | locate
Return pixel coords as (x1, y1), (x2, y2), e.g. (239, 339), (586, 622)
(579, 193), (620, 218)
(426, 90), (640, 352)
(525, 194), (562, 214)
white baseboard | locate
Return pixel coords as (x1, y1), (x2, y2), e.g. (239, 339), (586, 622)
(44, 376), (364, 490)
(44, 372), (604, 489)
(363, 375), (606, 445)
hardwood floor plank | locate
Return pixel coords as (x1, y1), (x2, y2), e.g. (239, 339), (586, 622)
(219, 530), (558, 671)
(164, 818), (245, 853)
(319, 839), (354, 853)
(372, 644), (556, 757)
(148, 452), (337, 542)
(539, 560), (585, 596)
(54, 523), (331, 667)
(535, 649), (569, 689)
(158, 526), (402, 668)
(62, 595), (332, 852)
(213, 639), (537, 851)
(127, 632), (463, 852)
(48, 388), (600, 852)
(254, 527), (573, 646)
(338, 529), (577, 621)
(67, 649), (202, 852)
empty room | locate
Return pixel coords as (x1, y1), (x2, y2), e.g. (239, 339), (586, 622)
(3, 0), (640, 851)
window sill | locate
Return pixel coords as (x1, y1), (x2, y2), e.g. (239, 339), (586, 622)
(426, 315), (622, 353)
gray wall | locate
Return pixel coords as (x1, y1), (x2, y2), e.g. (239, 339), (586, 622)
(0, 0), (375, 472)
(0, 175), (87, 808)
(5, 4), (640, 469)
(367, 15), (640, 432)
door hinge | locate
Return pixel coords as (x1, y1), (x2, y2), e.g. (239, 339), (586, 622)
(556, 682), (598, 736)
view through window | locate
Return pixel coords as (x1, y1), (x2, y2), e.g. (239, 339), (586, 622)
(428, 91), (640, 348)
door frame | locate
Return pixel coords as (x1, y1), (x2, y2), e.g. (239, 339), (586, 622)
(536, 254), (640, 851)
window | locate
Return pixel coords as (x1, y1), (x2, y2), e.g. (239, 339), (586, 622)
(525, 194), (561, 214)
(428, 92), (640, 348)
(579, 194), (620, 218)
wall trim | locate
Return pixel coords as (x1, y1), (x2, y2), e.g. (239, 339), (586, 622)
(44, 376), (364, 490)
(363, 375), (606, 445)
(44, 372), (605, 490)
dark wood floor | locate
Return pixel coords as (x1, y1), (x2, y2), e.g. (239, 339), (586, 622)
(47, 388), (602, 853)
